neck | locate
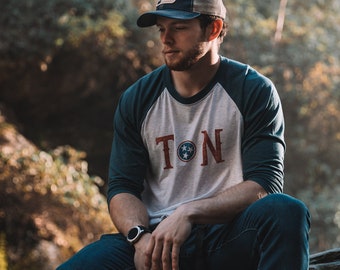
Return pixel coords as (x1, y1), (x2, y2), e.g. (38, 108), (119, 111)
(171, 52), (220, 98)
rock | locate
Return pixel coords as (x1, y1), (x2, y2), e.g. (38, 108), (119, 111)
(309, 248), (340, 269)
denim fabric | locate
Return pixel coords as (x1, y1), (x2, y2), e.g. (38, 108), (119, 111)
(57, 194), (310, 270)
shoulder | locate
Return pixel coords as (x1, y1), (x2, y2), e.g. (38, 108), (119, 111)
(122, 65), (166, 101)
(219, 57), (273, 87)
(218, 57), (279, 113)
(118, 65), (168, 110)
(116, 65), (168, 128)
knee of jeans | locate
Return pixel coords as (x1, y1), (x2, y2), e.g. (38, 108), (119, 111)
(261, 194), (310, 226)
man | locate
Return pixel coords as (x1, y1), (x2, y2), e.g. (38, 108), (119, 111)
(57, 0), (310, 269)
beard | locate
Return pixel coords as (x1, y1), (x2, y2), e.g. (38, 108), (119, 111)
(164, 42), (205, 71)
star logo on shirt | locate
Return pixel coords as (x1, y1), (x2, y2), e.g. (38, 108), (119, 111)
(177, 141), (196, 162)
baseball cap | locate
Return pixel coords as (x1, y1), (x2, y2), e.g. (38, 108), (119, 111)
(137, 0), (227, 27)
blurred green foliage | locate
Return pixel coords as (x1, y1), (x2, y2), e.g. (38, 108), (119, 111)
(224, 0), (340, 252)
(0, 0), (128, 59)
(0, 0), (339, 268)
(0, 111), (114, 269)
(0, 232), (7, 270)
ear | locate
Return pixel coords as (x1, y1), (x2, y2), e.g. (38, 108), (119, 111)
(207, 19), (223, 41)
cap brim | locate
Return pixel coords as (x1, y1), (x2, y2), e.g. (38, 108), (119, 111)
(137, 10), (201, 27)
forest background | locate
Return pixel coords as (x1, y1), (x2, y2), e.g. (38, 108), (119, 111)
(0, 0), (339, 269)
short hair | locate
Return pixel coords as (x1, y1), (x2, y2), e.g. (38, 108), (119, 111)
(197, 14), (229, 40)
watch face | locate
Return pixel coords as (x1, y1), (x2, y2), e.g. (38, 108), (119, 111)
(127, 226), (149, 244)
(128, 227), (139, 240)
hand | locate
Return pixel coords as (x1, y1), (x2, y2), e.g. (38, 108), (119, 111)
(145, 207), (193, 270)
(134, 233), (152, 270)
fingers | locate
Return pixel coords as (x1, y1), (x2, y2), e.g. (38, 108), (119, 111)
(137, 218), (188, 270)
(144, 236), (154, 269)
(171, 244), (180, 270)
(147, 234), (179, 270)
(151, 236), (172, 270)
(151, 238), (163, 270)
(161, 239), (172, 270)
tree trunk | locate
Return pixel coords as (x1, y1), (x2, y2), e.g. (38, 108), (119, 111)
(274, 0), (288, 44)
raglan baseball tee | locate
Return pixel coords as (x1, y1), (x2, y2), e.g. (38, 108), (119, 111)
(107, 57), (285, 225)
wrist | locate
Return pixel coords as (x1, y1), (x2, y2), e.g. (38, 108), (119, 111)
(133, 232), (151, 250)
(177, 203), (197, 224)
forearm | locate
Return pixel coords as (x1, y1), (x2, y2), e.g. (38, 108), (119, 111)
(109, 193), (149, 236)
(178, 180), (267, 224)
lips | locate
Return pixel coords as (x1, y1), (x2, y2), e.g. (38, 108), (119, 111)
(163, 49), (179, 55)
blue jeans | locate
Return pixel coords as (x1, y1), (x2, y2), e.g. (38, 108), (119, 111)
(57, 194), (310, 270)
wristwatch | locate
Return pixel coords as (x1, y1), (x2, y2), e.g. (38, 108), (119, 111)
(127, 225), (151, 245)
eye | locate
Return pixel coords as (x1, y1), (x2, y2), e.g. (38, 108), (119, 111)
(174, 25), (186, 31)
(156, 24), (165, 32)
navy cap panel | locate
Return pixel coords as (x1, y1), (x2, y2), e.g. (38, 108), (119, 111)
(137, 10), (200, 27)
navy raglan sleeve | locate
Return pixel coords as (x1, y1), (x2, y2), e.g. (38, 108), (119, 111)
(106, 66), (165, 206)
(241, 70), (285, 194)
(106, 85), (149, 205)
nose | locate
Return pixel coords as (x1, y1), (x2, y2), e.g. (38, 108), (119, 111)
(160, 28), (174, 45)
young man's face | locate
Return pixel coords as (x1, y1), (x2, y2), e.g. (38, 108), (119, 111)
(156, 17), (208, 71)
